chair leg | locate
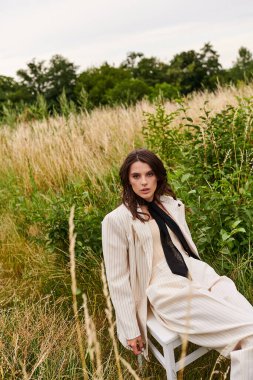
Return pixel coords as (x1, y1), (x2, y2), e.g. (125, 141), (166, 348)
(137, 354), (143, 369)
(163, 344), (177, 380)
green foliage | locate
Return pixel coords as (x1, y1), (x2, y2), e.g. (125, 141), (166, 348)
(7, 172), (121, 260)
(33, 94), (48, 119)
(167, 50), (204, 94)
(17, 55), (77, 111)
(75, 63), (131, 107)
(148, 82), (179, 101)
(0, 55), (78, 125)
(198, 42), (223, 90)
(143, 98), (253, 287)
(45, 55), (77, 110)
(120, 51), (144, 70)
(1, 100), (20, 126)
(0, 95), (49, 126)
(105, 78), (150, 105)
(122, 54), (169, 86)
(1, 44), (253, 126)
(227, 47), (253, 84)
(143, 101), (183, 165)
(76, 87), (91, 111)
(167, 42), (222, 94)
(59, 89), (77, 117)
(0, 75), (31, 120)
(17, 59), (48, 97)
(0, 75), (30, 103)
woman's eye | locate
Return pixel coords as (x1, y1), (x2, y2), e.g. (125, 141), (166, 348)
(147, 172), (154, 176)
(133, 174), (139, 179)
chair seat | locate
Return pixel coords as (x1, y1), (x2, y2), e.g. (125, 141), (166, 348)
(147, 313), (179, 345)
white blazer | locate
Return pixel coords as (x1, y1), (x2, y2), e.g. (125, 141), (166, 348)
(101, 195), (200, 359)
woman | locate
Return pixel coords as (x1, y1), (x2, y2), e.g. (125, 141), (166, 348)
(102, 148), (253, 379)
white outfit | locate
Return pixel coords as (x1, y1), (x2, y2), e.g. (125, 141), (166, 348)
(146, 219), (253, 379)
(102, 195), (253, 378)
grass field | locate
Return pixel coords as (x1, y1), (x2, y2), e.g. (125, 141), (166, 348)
(0, 82), (252, 379)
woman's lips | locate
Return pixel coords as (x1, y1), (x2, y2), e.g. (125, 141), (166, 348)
(141, 189), (150, 192)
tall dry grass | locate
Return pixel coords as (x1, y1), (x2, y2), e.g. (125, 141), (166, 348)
(0, 207), (144, 379)
(0, 296), (82, 379)
(0, 213), (71, 306)
(1, 83), (253, 193)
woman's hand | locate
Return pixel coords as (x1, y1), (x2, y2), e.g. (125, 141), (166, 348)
(127, 335), (145, 355)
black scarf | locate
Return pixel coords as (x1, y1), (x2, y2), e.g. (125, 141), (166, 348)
(144, 199), (200, 278)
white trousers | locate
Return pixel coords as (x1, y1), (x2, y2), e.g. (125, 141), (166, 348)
(146, 258), (253, 379)
(230, 335), (253, 380)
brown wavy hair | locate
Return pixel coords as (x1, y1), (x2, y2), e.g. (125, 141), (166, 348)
(119, 148), (177, 222)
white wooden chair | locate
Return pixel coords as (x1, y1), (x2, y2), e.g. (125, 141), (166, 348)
(146, 311), (211, 379)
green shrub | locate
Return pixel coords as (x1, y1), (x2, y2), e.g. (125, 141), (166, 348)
(143, 98), (253, 297)
(7, 171), (121, 260)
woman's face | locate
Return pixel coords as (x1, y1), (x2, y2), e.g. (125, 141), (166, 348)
(128, 161), (157, 202)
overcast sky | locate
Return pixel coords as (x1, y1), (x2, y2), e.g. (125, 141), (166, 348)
(1, 0), (253, 78)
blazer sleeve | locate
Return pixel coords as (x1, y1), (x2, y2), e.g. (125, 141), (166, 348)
(101, 213), (141, 341)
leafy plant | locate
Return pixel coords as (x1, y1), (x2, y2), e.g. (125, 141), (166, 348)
(143, 98), (253, 288)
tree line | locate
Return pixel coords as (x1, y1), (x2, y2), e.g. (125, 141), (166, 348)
(0, 42), (253, 123)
